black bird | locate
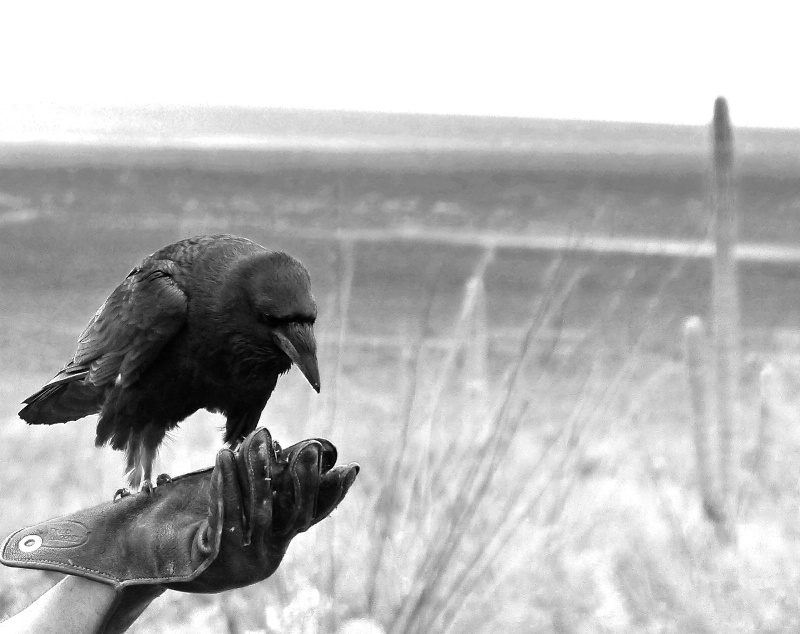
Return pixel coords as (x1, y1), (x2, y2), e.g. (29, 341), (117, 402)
(19, 234), (320, 491)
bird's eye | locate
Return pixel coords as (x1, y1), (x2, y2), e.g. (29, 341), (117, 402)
(258, 314), (280, 327)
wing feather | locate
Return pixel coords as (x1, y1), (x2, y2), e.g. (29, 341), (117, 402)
(55, 259), (187, 390)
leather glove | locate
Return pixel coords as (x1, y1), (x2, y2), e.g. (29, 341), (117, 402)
(0, 428), (359, 633)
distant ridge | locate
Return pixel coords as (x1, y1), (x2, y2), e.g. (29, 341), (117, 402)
(0, 105), (798, 177)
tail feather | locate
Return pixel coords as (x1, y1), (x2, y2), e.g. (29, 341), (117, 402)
(19, 375), (104, 425)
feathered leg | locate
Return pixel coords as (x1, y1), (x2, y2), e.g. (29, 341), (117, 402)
(224, 409), (263, 449)
(124, 438), (142, 489)
(125, 424), (168, 493)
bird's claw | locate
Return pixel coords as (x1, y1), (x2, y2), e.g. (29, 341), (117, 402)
(139, 480), (155, 495)
(113, 488), (132, 501)
(156, 473), (173, 486)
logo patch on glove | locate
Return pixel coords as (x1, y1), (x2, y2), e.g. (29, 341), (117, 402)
(17, 521), (90, 551)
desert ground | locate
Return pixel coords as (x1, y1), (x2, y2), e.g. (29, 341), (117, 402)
(2, 113), (800, 632)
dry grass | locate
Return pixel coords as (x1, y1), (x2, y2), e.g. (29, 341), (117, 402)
(4, 163), (800, 632)
(6, 241), (800, 632)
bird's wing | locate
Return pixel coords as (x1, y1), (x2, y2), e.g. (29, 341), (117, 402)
(57, 259), (188, 389)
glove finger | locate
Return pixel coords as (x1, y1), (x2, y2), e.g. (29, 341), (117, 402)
(290, 441), (324, 533)
(235, 427), (275, 546)
(271, 440), (323, 536)
(305, 438), (338, 472)
(314, 463), (360, 526)
(278, 438), (337, 473)
(206, 448), (240, 554)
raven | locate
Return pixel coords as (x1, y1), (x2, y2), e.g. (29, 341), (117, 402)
(19, 234), (321, 491)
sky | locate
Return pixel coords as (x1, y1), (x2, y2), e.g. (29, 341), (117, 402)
(2, 1), (798, 129)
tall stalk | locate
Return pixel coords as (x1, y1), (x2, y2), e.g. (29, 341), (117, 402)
(683, 316), (726, 537)
(711, 96), (740, 542)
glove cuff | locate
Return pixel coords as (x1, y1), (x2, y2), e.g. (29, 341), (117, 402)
(1, 518), (125, 587)
(1, 467), (220, 589)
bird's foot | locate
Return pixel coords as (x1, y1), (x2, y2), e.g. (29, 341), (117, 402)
(139, 479), (155, 495)
(156, 473), (173, 486)
(113, 488), (132, 502)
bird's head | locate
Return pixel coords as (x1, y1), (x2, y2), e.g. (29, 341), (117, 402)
(234, 251), (320, 393)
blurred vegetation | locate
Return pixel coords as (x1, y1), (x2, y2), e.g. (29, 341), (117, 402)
(2, 144), (800, 631)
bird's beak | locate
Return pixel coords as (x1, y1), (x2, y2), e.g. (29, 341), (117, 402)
(274, 322), (321, 393)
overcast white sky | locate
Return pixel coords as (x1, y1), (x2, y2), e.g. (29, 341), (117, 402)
(2, 1), (798, 128)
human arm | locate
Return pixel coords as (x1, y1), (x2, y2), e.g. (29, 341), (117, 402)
(1, 576), (116, 634)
